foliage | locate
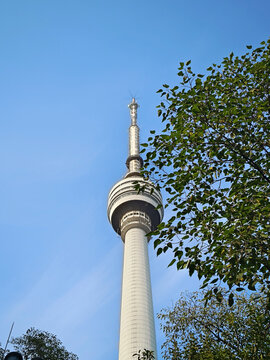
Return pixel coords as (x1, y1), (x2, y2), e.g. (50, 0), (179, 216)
(141, 39), (270, 301)
(11, 328), (78, 360)
(0, 344), (4, 359)
(133, 349), (155, 360)
(0, 343), (10, 360)
(159, 290), (270, 360)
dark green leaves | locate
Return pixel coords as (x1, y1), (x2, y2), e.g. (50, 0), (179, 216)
(141, 38), (270, 299)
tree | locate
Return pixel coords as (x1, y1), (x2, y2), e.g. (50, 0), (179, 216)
(158, 290), (270, 360)
(133, 349), (155, 360)
(140, 39), (270, 301)
(0, 344), (5, 359)
(11, 328), (78, 360)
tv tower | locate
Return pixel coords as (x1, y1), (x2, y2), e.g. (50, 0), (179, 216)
(107, 99), (163, 360)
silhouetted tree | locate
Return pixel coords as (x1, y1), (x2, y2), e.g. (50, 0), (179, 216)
(11, 328), (78, 360)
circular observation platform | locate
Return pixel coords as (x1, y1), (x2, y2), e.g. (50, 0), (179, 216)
(107, 176), (163, 239)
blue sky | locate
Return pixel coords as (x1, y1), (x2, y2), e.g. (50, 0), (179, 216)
(0, 1), (269, 359)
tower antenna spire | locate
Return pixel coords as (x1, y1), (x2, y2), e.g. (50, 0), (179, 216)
(128, 97), (139, 126)
(126, 98), (142, 175)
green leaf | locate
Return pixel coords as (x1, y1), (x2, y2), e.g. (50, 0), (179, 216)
(235, 287), (245, 292)
(168, 259), (176, 267)
(154, 239), (161, 249)
(228, 293), (234, 306)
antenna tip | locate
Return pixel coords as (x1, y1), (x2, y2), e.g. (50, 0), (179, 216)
(128, 98), (139, 109)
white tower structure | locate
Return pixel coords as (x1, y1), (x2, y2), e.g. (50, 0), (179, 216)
(107, 99), (163, 360)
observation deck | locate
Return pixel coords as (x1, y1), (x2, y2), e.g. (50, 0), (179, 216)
(107, 176), (163, 240)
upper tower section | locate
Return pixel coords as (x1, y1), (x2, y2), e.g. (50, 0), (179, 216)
(107, 99), (163, 240)
(126, 98), (143, 177)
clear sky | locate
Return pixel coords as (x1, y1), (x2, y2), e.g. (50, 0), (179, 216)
(0, 1), (269, 359)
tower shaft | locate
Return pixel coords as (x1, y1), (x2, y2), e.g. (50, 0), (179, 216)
(119, 225), (157, 360)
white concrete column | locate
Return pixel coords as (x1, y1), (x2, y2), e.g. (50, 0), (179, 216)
(119, 227), (157, 360)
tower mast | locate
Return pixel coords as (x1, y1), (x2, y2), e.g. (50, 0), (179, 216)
(108, 99), (163, 360)
(126, 98), (141, 174)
